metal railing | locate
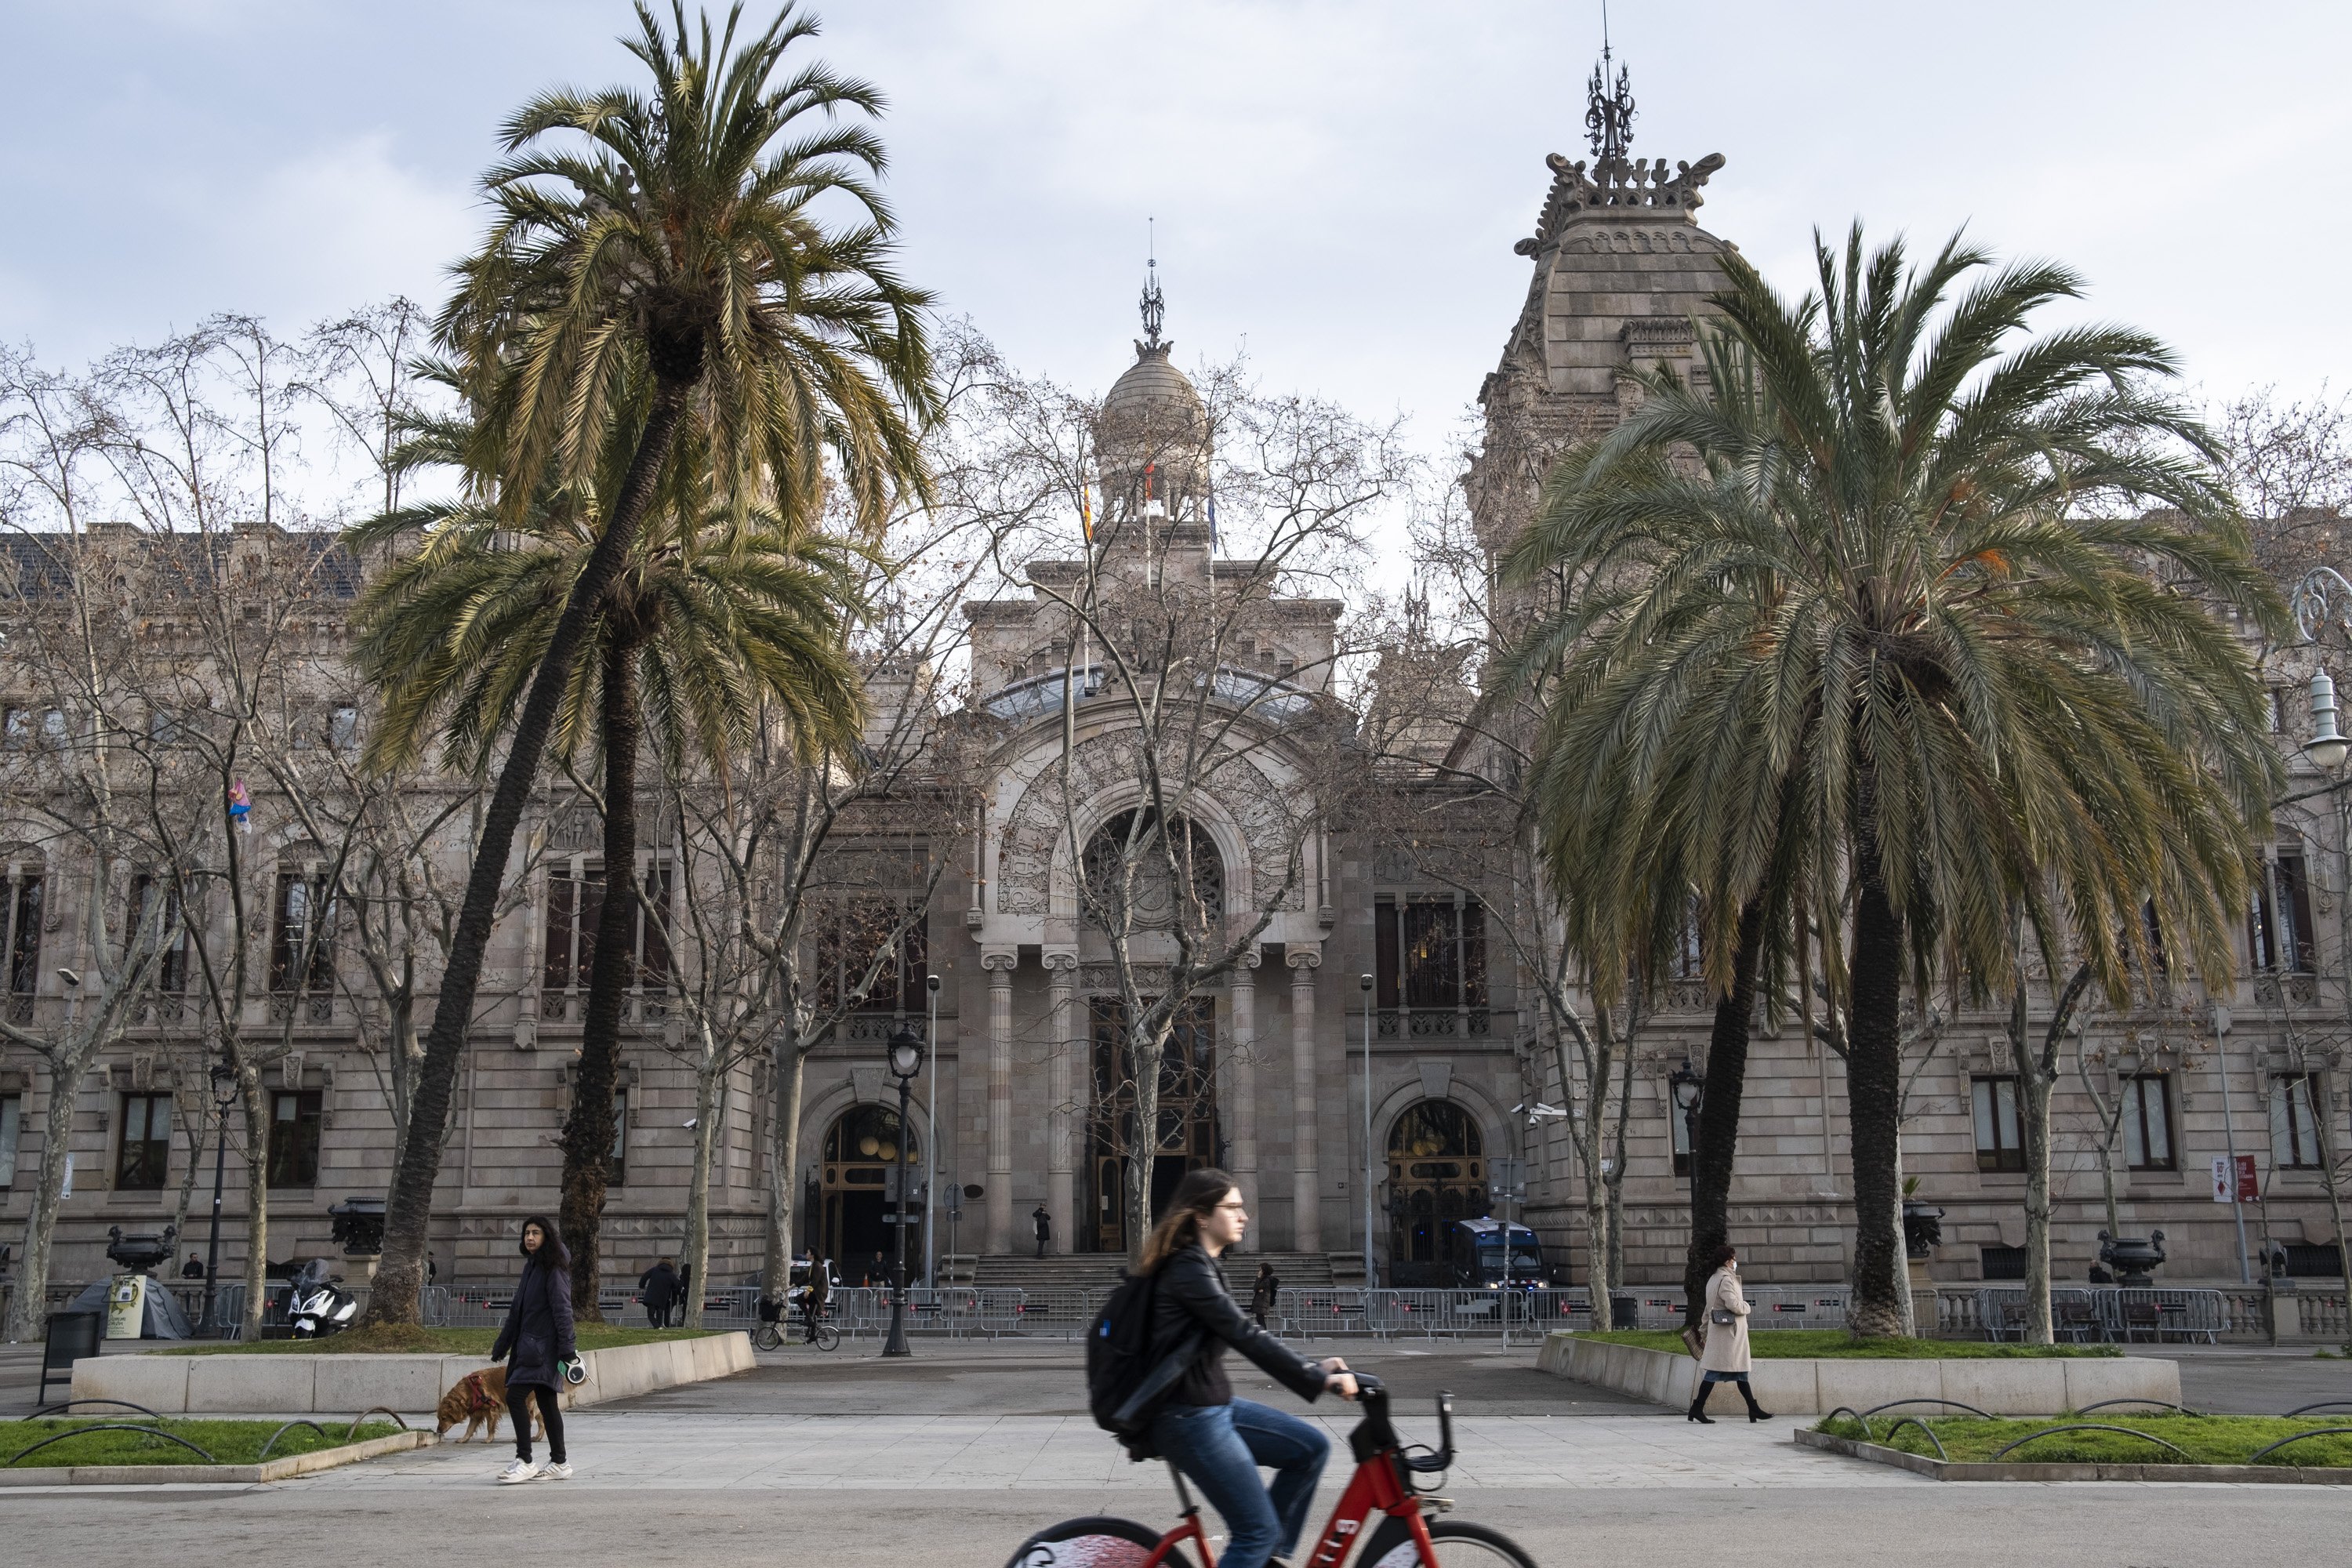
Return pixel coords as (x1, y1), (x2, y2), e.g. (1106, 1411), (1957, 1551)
(1958, 1286), (2245, 1344)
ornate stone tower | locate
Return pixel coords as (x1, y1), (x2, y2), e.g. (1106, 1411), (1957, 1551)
(1465, 49), (1736, 568)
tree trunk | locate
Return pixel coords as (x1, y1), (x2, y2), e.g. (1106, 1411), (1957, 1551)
(238, 1067), (269, 1344)
(561, 634), (641, 1319)
(683, 1043), (721, 1330)
(1846, 860), (1908, 1338)
(1682, 900), (1764, 1319)
(761, 1033), (808, 1302)
(1126, 1018), (1167, 1265)
(4, 1058), (82, 1341)
(362, 376), (693, 1329)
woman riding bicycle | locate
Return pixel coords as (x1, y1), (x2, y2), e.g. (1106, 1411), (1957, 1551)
(1138, 1167), (1358, 1568)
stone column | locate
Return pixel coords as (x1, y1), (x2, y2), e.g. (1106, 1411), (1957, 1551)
(1045, 953), (1078, 1255)
(1289, 944), (1321, 1253)
(1230, 953), (1260, 1253)
(984, 952), (1017, 1254)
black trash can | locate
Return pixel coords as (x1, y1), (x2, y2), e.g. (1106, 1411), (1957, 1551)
(41, 1310), (102, 1406)
(1609, 1295), (1639, 1330)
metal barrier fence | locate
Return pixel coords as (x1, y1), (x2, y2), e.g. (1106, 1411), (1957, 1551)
(1958, 1287), (2238, 1344)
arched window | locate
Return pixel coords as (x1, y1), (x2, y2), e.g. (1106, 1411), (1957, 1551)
(1384, 1100), (1486, 1281)
(1082, 808), (1222, 931)
(817, 1104), (922, 1276)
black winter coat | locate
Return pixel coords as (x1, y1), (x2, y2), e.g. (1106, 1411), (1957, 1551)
(638, 1262), (681, 1310)
(492, 1258), (577, 1391)
(1150, 1243), (1326, 1410)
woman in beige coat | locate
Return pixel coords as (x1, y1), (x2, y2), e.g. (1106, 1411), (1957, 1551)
(1690, 1243), (1772, 1423)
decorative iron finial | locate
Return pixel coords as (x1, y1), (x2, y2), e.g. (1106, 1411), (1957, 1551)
(1140, 218), (1165, 350)
(1584, 9), (1635, 163)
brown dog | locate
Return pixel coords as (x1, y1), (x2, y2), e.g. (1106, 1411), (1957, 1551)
(434, 1365), (544, 1445)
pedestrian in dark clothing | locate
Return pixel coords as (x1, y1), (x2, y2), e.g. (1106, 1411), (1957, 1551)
(491, 1215), (575, 1484)
(638, 1258), (681, 1328)
(1033, 1205), (1053, 1259)
(181, 1252), (206, 1279)
(1250, 1261), (1279, 1329)
(803, 1257), (832, 1343)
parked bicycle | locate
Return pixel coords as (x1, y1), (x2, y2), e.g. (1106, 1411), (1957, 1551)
(1006, 1374), (1531, 1566)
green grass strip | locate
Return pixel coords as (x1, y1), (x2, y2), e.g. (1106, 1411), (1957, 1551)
(2, 1418), (404, 1468)
(1815, 1412), (2352, 1466)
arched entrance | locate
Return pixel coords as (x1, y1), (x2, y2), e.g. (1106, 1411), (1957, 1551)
(1384, 1100), (1486, 1285)
(1084, 996), (1218, 1253)
(819, 1103), (922, 1283)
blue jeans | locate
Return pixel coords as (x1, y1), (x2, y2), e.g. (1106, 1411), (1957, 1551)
(1150, 1399), (1328, 1568)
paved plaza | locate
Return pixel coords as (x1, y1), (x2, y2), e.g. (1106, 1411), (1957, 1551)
(7, 1341), (2352, 1565)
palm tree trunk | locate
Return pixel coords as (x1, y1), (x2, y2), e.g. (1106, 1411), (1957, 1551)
(561, 633), (642, 1319)
(361, 375), (693, 1329)
(1682, 900), (1765, 1319)
(1846, 859), (1908, 1338)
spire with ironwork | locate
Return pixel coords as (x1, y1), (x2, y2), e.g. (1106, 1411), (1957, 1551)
(1139, 252), (1165, 350)
(1584, 24), (1635, 165)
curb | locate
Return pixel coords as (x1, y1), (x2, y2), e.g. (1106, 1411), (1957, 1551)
(0, 1429), (434, 1486)
(1795, 1425), (2352, 1483)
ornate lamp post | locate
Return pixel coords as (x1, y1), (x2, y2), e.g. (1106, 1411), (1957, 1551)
(881, 1026), (922, 1359)
(1668, 1058), (1705, 1214)
(201, 1059), (238, 1333)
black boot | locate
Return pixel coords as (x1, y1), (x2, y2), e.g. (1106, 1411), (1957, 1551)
(1686, 1385), (1715, 1424)
(1739, 1380), (1773, 1422)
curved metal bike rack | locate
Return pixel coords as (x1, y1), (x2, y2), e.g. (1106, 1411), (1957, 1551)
(2285, 1400), (2352, 1417)
(1987, 1425), (2193, 1463)
(1861, 1398), (1992, 1421)
(1878, 1417), (1948, 1461)
(2245, 1428), (2352, 1465)
(1820, 1405), (1871, 1437)
(2075, 1398), (2205, 1418)
(9, 1424), (216, 1466)
(346, 1406), (409, 1439)
(255, 1421), (328, 1463)
(29, 1399), (162, 1421)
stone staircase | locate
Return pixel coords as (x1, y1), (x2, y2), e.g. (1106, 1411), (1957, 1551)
(962, 1250), (1350, 1294)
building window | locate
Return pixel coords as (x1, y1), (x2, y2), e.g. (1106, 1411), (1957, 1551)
(2250, 844), (2318, 974)
(1980, 1244), (2027, 1281)
(116, 1091), (172, 1190)
(5, 867), (42, 1022)
(1373, 897), (1489, 1012)
(127, 873), (191, 993)
(328, 705), (360, 754)
(270, 870), (336, 994)
(608, 1088), (628, 1187)
(1972, 1076), (2025, 1173)
(0, 1092), (20, 1187)
(2267, 686), (2288, 732)
(814, 898), (927, 1014)
(543, 862), (674, 1004)
(2122, 1074), (2174, 1172)
(267, 1090), (322, 1188)
(2272, 1073), (2325, 1169)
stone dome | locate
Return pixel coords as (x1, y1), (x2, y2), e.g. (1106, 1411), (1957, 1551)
(1095, 339), (1209, 513)
(1101, 341), (1207, 431)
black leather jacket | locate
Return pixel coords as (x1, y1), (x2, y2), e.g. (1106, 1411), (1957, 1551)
(1151, 1243), (1328, 1409)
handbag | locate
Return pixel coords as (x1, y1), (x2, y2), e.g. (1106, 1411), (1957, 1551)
(1709, 1308), (1737, 1327)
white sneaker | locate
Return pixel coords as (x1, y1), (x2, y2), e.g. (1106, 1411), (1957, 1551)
(496, 1458), (538, 1485)
(538, 1461), (572, 1480)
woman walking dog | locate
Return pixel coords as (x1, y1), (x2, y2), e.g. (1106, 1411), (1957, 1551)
(491, 1215), (577, 1482)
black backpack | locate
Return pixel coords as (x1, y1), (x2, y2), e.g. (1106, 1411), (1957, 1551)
(1086, 1269), (1200, 1454)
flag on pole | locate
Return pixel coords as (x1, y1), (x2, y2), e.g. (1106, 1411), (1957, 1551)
(1207, 492), (1218, 552)
(1079, 481), (1092, 542)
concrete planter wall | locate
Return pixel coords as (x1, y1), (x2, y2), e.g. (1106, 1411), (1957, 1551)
(71, 1331), (753, 1416)
(1537, 1331), (2180, 1414)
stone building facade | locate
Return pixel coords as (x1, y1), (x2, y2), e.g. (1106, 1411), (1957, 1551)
(2, 65), (2346, 1308)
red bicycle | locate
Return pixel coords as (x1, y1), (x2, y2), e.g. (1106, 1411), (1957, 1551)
(1005, 1375), (1534, 1567)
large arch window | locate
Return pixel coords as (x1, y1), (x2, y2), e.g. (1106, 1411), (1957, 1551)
(1082, 808), (1223, 933)
(817, 1104), (922, 1278)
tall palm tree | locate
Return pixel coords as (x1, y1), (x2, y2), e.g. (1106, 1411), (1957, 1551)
(359, 0), (934, 1327)
(1504, 227), (2283, 1335)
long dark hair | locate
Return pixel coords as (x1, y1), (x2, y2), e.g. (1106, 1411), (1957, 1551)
(1139, 1167), (1237, 1273)
(520, 1214), (570, 1272)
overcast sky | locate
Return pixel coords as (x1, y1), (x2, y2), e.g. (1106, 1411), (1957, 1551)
(6, 0), (2349, 457)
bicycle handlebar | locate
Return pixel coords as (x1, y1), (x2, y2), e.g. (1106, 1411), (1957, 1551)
(1407, 1391), (1456, 1473)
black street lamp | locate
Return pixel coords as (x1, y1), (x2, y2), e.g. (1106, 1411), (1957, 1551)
(881, 1026), (923, 1359)
(201, 1059), (238, 1333)
(1668, 1057), (1705, 1210)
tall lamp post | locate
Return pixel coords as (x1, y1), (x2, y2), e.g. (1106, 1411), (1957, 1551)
(882, 1027), (922, 1359)
(924, 973), (941, 1289)
(1668, 1057), (1706, 1220)
(200, 1059), (238, 1333)
(1359, 973), (1376, 1288)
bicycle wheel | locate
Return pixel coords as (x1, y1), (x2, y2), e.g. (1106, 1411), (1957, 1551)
(1362, 1517), (1537, 1568)
(1003, 1515), (1167, 1568)
(750, 1323), (781, 1352)
(814, 1322), (840, 1352)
